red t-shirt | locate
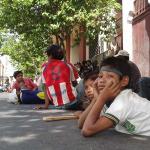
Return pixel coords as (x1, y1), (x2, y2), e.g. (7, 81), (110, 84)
(42, 59), (78, 106)
(12, 78), (37, 91)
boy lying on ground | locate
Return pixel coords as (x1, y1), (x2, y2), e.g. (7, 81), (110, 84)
(79, 56), (150, 137)
(74, 72), (98, 124)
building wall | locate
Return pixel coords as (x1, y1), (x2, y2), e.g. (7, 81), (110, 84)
(70, 45), (80, 64)
(133, 19), (150, 76)
(0, 55), (15, 77)
(133, 0), (150, 76)
(70, 26), (89, 64)
(70, 43), (89, 64)
(0, 60), (4, 85)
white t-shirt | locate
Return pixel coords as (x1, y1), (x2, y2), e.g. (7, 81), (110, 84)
(103, 89), (150, 136)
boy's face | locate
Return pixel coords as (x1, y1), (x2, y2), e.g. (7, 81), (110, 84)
(16, 73), (23, 82)
(84, 79), (95, 100)
(97, 71), (121, 93)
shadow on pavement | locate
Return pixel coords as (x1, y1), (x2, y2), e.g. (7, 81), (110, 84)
(0, 93), (150, 150)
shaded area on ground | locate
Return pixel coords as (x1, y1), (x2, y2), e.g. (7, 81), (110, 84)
(0, 92), (150, 150)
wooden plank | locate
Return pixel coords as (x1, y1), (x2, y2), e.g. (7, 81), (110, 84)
(43, 114), (78, 121)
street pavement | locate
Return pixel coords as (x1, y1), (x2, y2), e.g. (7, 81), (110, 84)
(0, 92), (150, 150)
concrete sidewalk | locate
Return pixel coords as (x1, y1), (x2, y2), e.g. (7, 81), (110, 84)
(0, 92), (150, 150)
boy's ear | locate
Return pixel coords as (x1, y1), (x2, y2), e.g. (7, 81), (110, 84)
(120, 76), (129, 87)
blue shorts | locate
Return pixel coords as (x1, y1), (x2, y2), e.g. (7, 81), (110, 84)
(21, 89), (45, 104)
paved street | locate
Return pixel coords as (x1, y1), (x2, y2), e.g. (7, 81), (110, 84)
(0, 92), (150, 150)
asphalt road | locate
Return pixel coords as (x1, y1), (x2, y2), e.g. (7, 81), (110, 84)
(0, 92), (150, 150)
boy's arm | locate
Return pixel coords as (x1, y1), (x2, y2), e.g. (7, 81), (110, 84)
(81, 95), (114, 137)
(8, 82), (16, 93)
(43, 84), (50, 108)
(35, 84), (49, 109)
(82, 81), (121, 137)
(78, 98), (96, 129)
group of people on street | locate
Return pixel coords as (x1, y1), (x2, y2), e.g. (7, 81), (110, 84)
(7, 44), (150, 137)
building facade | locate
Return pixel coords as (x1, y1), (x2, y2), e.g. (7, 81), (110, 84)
(0, 55), (15, 85)
(121, 0), (150, 76)
(132, 0), (150, 76)
(0, 60), (4, 85)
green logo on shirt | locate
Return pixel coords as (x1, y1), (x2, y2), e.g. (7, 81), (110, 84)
(123, 120), (135, 133)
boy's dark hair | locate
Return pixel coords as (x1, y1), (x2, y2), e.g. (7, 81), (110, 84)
(83, 71), (99, 84)
(117, 55), (129, 61)
(100, 56), (131, 88)
(13, 71), (23, 79)
(46, 44), (64, 60)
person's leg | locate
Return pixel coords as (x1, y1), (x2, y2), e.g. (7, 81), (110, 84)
(63, 94), (83, 110)
(139, 77), (150, 100)
(16, 93), (22, 104)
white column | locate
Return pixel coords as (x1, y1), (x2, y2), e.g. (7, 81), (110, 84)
(122, 0), (134, 60)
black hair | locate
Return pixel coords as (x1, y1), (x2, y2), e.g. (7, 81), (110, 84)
(83, 71), (99, 84)
(100, 56), (131, 88)
(13, 71), (23, 79)
(117, 55), (129, 61)
(46, 44), (64, 60)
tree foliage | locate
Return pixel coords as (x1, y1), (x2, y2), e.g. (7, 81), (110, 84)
(0, 0), (120, 76)
(0, 33), (44, 77)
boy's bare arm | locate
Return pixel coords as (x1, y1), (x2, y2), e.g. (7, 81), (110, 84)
(43, 85), (50, 108)
(35, 84), (49, 109)
(82, 81), (121, 137)
(78, 98), (96, 129)
(81, 96), (114, 137)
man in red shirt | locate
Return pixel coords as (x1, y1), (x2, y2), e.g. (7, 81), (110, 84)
(37, 44), (80, 109)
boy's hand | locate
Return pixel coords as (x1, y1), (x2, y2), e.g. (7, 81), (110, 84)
(34, 104), (49, 110)
(74, 111), (83, 118)
(93, 78), (99, 98)
(98, 80), (121, 102)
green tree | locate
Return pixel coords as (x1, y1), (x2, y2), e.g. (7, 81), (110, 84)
(0, 34), (45, 77)
(0, 0), (120, 76)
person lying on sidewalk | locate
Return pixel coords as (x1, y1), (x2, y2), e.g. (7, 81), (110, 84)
(80, 56), (150, 137)
(74, 71), (98, 121)
(76, 73), (107, 129)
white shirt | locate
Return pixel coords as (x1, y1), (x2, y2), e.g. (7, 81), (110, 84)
(103, 89), (150, 136)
